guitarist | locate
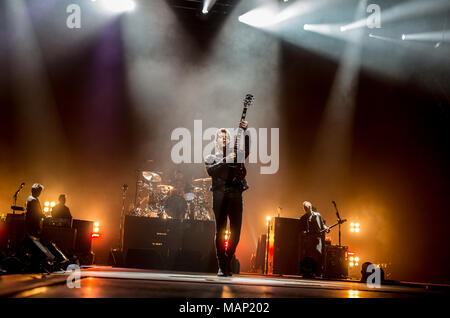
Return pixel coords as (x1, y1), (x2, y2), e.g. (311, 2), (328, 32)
(299, 201), (329, 277)
(205, 120), (250, 277)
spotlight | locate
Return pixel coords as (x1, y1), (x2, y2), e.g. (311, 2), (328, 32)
(350, 222), (360, 233)
(97, 0), (136, 13)
(202, 0), (217, 15)
(238, 6), (279, 28)
(349, 290), (359, 298)
(266, 216), (271, 221)
(92, 221), (101, 238)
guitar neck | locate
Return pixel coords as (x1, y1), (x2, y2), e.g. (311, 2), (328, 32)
(234, 107), (248, 152)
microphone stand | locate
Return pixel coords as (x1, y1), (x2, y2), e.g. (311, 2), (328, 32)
(332, 201), (343, 247)
(12, 183), (25, 215)
(120, 184), (128, 252)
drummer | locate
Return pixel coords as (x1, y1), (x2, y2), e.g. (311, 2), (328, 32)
(169, 169), (192, 195)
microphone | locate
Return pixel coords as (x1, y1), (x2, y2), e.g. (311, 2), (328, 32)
(14, 182), (25, 196)
(122, 184), (128, 191)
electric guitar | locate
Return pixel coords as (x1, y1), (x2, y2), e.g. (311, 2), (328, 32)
(223, 94), (254, 182)
(320, 218), (347, 233)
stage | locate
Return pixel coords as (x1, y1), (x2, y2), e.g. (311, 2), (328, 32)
(1, 267), (449, 298)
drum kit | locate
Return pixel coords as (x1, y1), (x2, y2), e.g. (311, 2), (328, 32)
(130, 170), (214, 221)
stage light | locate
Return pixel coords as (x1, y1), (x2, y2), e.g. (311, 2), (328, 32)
(50, 201), (56, 207)
(44, 207), (49, 213)
(349, 290), (359, 298)
(238, 6), (279, 28)
(349, 256), (354, 261)
(45, 201), (50, 207)
(224, 230), (230, 249)
(266, 216), (271, 221)
(401, 30), (450, 43)
(202, 0), (217, 15)
(97, 0), (136, 13)
(355, 257), (359, 262)
(92, 221), (101, 238)
(349, 262), (354, 267)
(350, 222), (360, 233)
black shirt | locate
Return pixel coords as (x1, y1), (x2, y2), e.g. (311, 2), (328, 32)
(26, 195), (43, 235)
(52, 204), (72, 220)
(205, 131), (250, 193)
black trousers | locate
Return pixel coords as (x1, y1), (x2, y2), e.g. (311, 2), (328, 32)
(212, 191), (243, 269)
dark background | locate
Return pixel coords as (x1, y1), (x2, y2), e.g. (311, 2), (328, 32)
(0, 0), (449, 283)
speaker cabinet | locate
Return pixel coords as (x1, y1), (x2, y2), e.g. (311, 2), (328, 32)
(72, 219), (93, 254)
(126, 248), (165, 270)
(41, 226), (76, 254)
(324, 245), (348, 278)
(123, 216), (216, 272)
(268, 217), (301, 275)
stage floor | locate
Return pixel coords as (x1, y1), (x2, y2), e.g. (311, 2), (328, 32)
(1, 266), (449, 298)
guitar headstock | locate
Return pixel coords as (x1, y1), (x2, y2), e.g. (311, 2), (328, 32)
(243, 94), (254, 109)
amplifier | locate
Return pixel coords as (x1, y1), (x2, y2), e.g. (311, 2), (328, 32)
(268, 217), (301, 275)
(5, 214), (26, 249)
(323, 245), (348, 279)
(72, 219), (93, 254)
(41, 226), (77, 254)
(123, 216), (216, 272)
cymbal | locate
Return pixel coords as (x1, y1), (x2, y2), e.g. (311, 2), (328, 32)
(142, 171), (162, 183)
(193, 177), (212, 183)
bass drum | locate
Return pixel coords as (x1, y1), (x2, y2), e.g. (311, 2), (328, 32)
(164, 194), (187, 219)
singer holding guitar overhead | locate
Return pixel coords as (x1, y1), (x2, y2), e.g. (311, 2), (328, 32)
(205, 121), (250, 277)
(204, 95), (254, 277)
